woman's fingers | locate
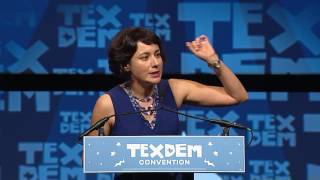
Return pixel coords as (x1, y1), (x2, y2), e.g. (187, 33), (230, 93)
(186, 35), (210, 53)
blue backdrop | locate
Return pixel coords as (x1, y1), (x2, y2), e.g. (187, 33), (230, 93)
(1, 0), (320, 179)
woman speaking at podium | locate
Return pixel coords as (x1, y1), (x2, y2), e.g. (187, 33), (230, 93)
(89, 27), (248, 180)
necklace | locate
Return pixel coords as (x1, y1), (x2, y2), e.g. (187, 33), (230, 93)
(132, 93), (153, 103)
(123, 82), (159, 129)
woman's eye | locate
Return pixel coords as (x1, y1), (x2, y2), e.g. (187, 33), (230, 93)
(155, 53), (161, 58)
(140, 56), (148, 60)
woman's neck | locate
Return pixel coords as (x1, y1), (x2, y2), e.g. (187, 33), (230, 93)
(129, 80), (154, 98)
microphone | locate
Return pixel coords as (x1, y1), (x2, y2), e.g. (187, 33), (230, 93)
(78, 107), (159, 141)
(158, 86), (251, 131)
(78, 115), (113, 141)
(160, 104), (250, 130)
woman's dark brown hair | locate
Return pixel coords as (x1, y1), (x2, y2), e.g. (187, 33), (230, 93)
(108, 27), (166, 79)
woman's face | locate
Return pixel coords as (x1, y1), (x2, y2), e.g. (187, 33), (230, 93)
(126, 41), (163, 85)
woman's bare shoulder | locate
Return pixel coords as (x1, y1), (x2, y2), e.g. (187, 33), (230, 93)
(95, 93), (112, 108)
(92, 93), (115, 120)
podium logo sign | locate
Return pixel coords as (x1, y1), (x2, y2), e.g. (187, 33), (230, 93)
(83, 136), (245, 173)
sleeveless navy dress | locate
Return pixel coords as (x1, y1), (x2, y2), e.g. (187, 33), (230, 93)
(107, 80), (193, 180)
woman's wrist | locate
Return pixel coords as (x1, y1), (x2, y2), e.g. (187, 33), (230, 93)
(206, 54), (222, 69)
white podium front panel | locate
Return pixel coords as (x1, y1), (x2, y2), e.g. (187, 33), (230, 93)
(83, 136), (245, 173)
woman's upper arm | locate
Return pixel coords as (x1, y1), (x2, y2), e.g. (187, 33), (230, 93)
(169, 78), (240, 107)
(89, 94), (115, 136)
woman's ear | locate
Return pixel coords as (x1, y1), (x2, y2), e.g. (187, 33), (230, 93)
(122, 64), (130, 72)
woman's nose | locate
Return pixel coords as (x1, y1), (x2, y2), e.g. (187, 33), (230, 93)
(151, 56), (161, 66)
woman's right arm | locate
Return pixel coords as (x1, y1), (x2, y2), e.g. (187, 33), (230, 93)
(89, 94), (115, 136)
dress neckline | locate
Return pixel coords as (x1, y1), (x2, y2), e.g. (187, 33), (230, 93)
(119, 82), (160, 130)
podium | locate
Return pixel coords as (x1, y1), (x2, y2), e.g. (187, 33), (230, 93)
(83, 136), (245, 173)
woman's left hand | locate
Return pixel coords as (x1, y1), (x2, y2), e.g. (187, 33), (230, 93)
(186, 35), (219, 62)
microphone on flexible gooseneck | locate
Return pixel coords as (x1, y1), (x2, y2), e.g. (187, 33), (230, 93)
(157, 84), (252, 134)
(78, 107), (159, 142)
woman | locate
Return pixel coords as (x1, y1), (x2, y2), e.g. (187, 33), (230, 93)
(90, 27), (248, 180)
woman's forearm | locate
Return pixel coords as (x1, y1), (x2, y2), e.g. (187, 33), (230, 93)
(215, 62), (248, 102)
(207, 55), (248, 102)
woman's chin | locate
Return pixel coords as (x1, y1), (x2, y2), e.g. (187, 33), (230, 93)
(147, 77), (162, 84)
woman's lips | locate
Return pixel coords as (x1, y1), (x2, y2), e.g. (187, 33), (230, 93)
(149, 71), (161, 78)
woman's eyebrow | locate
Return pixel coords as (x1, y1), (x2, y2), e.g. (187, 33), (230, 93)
(137, 48), (160, 56)
(137, 52), (150, 56)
